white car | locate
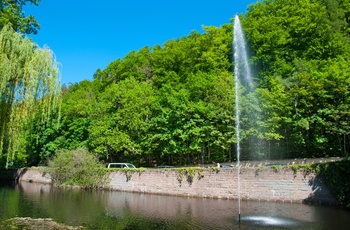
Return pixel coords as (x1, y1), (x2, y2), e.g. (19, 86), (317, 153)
(107, 163), (136, 169)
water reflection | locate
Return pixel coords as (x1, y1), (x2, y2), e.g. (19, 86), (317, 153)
(1, 181), (349, 229)
(241, 216), (303, 228)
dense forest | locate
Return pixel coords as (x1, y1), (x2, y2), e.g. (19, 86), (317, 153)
(1, 0), (350, 168)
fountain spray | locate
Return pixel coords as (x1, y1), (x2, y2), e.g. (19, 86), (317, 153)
(233, 14), (253, 223)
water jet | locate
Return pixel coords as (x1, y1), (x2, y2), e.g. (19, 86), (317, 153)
(233, 14), (253, 223)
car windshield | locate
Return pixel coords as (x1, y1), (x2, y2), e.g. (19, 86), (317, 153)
(126, 163), (136, 168)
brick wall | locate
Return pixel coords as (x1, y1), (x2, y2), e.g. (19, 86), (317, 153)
(16, 167), (337, 205)
(107, 167), (337, 205)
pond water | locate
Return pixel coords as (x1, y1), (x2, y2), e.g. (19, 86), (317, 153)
(1, 181), (349, 229)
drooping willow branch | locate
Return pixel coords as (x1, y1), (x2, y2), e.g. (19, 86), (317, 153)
(0, 24), (61, 168)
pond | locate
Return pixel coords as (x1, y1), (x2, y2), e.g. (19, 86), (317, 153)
(1, 181), (349, 229)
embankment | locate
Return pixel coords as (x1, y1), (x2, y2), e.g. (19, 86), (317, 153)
(4, 166), (338, 205)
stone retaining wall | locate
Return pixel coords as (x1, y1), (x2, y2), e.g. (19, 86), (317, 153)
(13, 167), (337, 205)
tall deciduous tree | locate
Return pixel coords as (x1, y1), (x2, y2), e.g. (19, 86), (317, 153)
(0, 25), (61, 167)
(243, 0), (350, 158)
(0, 0), (41, 34)
(89, 77), (154, 162)
(45, 0), (350, 166)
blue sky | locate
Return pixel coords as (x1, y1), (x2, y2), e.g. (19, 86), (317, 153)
(24, 0), (256, 85)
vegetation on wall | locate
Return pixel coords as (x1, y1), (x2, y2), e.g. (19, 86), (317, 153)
(175, 167), (205, 184)
(318, 159), (350, 208)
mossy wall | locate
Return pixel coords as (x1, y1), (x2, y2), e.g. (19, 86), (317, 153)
(6, 162), (350, 207)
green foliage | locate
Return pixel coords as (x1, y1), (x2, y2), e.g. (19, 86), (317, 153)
(89, 77), (154, 161)
(106, 168), (146, 181)
(47, 148), (107, 188)
(271, 165), (280, 173)
(16, 0), (350, 167)
(284, 163), (319, 176)
(254, 161), (350, 207)
(86, 24), (236, 166)
(318, 159), (350, 208)
(0, 25), (61, 168)
(242, 0), (350, 158)
(284, 160), (350, 208)
(209, 166), (221, 174)
(0, 0), (41, 34)
(26, 113), (63, 166)
(175, 167), (204, 184)
(255, 165), (264, 176)
(59, 80), (98, 151)
(289, 164), (301, 175)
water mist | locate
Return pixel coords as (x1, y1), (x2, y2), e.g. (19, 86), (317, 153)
(233, 14), (254, 222)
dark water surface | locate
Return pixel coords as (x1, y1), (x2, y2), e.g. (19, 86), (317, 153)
(1, 181), (350, 229)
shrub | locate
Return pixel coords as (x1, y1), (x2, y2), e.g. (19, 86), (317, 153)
(48, 148), (107, 188)
(318, 159), (350, 208)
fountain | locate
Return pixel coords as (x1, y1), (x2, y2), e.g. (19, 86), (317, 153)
(233, 15), (306, 228)
(233, 14), (254, 222)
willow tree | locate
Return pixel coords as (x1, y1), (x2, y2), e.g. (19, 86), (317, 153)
(0, 25), (61, 168)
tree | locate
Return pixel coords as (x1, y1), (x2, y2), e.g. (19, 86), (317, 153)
(60, 80), (98, 150)
(41, 0), (350, 165)
(243, 0), (350, 158)
(89, 77), (154, 162)
(0, 25), (61, 168)
(48, 148), (107, 188)
(0, 0), (41, 34)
